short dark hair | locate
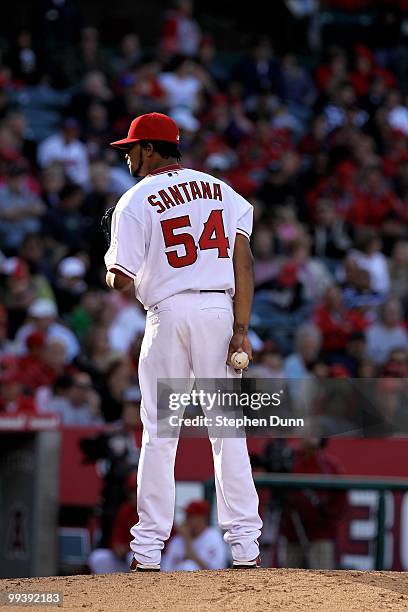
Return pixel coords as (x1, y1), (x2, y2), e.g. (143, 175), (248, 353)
(139, 139), (182, 162)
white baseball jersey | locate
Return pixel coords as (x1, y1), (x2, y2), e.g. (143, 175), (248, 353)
(104, 164), (253, 308)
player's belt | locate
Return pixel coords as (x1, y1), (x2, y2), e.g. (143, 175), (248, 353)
(200, 290), (226, 294)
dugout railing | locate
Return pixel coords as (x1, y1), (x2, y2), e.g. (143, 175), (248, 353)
(204, 474), (408, 570)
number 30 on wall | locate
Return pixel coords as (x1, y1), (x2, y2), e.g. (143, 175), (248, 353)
(160, 210), (230, 268)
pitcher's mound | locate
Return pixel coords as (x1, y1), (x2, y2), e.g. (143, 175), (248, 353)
(1, 569), (408, 611)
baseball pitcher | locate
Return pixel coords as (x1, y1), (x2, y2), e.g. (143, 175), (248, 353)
(104, 112), (262, 571)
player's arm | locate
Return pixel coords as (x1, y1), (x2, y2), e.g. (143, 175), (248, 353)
(227, 233), (253, 366)
(104, 206), (145, 292)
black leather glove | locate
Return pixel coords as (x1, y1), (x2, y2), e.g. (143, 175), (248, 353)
(101, 206), (115, 247)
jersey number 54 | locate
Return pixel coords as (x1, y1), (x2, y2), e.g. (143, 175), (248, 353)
(160, 210), (230, 268)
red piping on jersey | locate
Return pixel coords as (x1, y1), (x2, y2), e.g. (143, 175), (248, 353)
(147, 164), (183, 176)
(108, 266), (134, 279)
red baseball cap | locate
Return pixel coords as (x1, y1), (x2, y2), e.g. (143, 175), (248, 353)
(184, 500), (210, 517)
(110, 112), (180, 150)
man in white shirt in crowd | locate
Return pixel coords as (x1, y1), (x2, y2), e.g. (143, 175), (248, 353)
(15, 298), (80, 363)
(162, 500), (227, 571)
(37, 117), (90, 187)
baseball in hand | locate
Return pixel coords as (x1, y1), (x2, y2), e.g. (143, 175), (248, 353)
(231, 351), (249, 369)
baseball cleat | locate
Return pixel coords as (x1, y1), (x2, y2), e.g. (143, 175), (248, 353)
(130, 558), (160, 572)
(232, 556), (261, 569)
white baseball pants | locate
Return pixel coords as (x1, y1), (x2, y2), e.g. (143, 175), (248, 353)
(130, 291), (262, 566)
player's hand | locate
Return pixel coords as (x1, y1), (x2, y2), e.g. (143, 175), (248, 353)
(227, 333), (252, 370)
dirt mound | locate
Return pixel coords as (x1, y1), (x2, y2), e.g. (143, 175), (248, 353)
(1, 569), (408, 612)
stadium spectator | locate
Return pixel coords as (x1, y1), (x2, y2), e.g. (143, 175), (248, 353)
(3, 109), (37, 164)
(107, 290), (146, 354)
(235, 37), (283, 100)
(386, 89), (408, 136)
(284, 324), (322, 378)
(39, 163), (66, 209)
(45, 371), (102, 426)
(61, 26), (113, 86)
(15, 297), (79, 362)
(74, 324), (122, 383)
(0, 258), (38, 336)
(309, 199), (352, 271)
(339, 257), (384, 316)
(323, 82), (367, 133)
(68, 71), (114, 126)
(83, 103), (112, 161)
(37, 118), (90, 187)
(0, 162), (45, 253)
(197, 36), (228, 86)
(9, 73), (69, 142)
(67, 289), (107, 341)
(0, 363), (38, 414)
(249, 347), (285, 379)
(348, 165), (402, 232)
(329, 330), (367, 377)
(80, 393), (141, 545)
(158, 56), (207, 115)
(18, 331), (56, 391)
(280, 438), (347, 569)
(252, 256), (311, 352)
(252, 232), (332, 350)
(33, 337), (68, 406)
(313, 286), (367, 356)
(315, 45), (348, 95)
(281, 53), (317, 122)
(99, 357), (134, 422)
(42, 183), (91, 253)
(349, 44), (396, 100)
(162, 500), (227, 571)
(53, 256), (88, 316)
(5, 30), (42, 85)
(88, 472), (137, 574)
(112, 33), (142, 76)
(18, 233), (55, 290)
(306, 161), (358, 222)
(348, 229), (391, 295)
(160, 0), (202, 58)
(365, 297), (408, 365)
(382, 347), (408, 379)
(288, 235), (333, 302)
(257, 156), (302, 211)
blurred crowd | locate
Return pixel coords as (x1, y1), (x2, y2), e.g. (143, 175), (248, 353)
(252, 436), (346, 569)
(0, 0), (407, 429)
